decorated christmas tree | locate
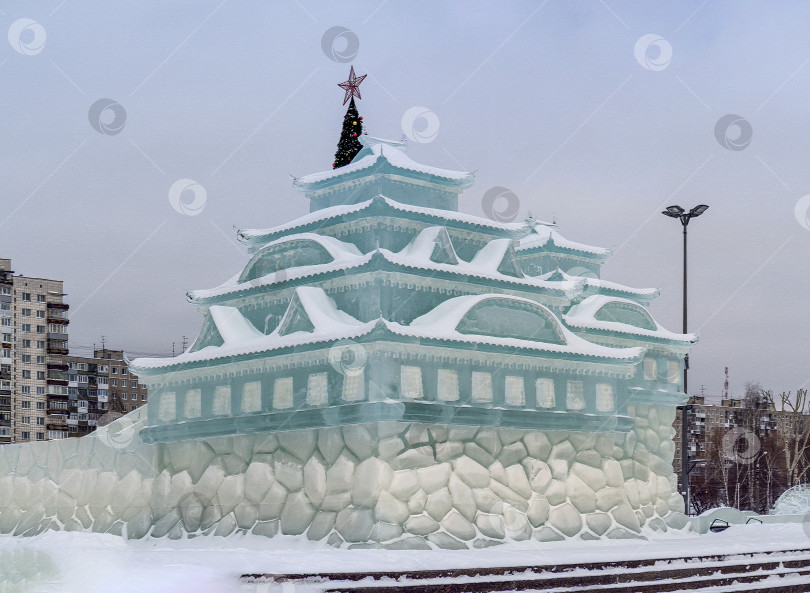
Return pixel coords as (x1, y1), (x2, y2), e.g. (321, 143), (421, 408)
(332, 66), (366, 168)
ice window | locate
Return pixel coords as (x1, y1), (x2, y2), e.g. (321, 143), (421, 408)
(643, 358), (656, 381)
(307, 373), (328, 406)
(505, 376), (525, 406)
(668, 360), (680, 384)
(211, 385), (231, 416)
(596, 383), (614, 412)
(566, 381), (585, 410)
(471, 371), (493, 403)
(273, 377), (293, 409)
(184, 388), (201, 418)
(536, 378), (555, 408)
(241, 381), (262, 413)
(401, 366), (423, 399)
(158, 392), (176, 422)
(437, 369), (459, 402)
(341, 369), (365, 402)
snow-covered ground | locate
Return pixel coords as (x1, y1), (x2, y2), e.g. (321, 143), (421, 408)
(1, 523), (809, 593)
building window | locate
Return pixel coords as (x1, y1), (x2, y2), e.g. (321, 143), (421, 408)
(36, 341), (44, 349)
(36, 387), (45, 395)
(21, 308), (31, 316)
(306, 373), (328, 406)
(566, 381), (585, 410)
(21, 416), (30, 424)
(242, 381), (262, 413)
(212, 385), (231, 416)
(36, 402), (45, 410)
(437, 369), (459, 402)
(36, 325), (44, 334)
(121, 380), (127, 388)
(21, 324), (31, 332)
(341, 370), (365, 402)
(272, 378), (293, 409)
(121, 368), (127, 375)
(36, 310), (45, 318)
(36, 371), (45, 380)
(21, 431), (30, 440)
(505, 376), (526, 406)
(21, 386), (30, 394)
(400, 366), (423, 399)
(111, 379), (117, 386)
(37, 295), (45, 302)
(21, 370), (30, 379)
(536, 378), (555, 408)
(22, 340), (31, 348)
(595, 383), (615, 412)
(36, 356), (44, 364)
(184, 389), (201, 418)
(158, 392), (176, 422)
(121, 393), (127, 400)
(36, 417), (44, 425)
(21, 354), (31, 363)
(471, 371), (493, 403)
(21, 293), (31, 301)
(141, 393), (147, 401)
(111, 368), (117, 374)
(121, 405), (128, 412)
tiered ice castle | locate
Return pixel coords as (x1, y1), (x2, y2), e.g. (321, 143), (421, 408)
(0, 71), (696, 546)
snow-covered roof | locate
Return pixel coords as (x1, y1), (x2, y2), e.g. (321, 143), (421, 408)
(406, 293), (642, 360)
(518, 222), (611, 257)
(189, 234), (369, 301)
(131, 289), (643, 372)
(534, 269), (659, 300)
(564, 295), (696, 343)
(191, 228), (659, 304)
(236, 196), (542, 246)
(293, 136), (474, 189)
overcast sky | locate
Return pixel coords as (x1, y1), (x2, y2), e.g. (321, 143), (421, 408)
(1, 1), (809, 402)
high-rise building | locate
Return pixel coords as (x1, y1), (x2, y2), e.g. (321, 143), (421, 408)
(0, 257), (69, 444)
(51, 349), (149, 438)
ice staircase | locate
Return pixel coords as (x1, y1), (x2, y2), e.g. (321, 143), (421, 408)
(241, 548), (810, 592)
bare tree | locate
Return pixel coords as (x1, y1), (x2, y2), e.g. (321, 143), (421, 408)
(776, 389), (810, 488)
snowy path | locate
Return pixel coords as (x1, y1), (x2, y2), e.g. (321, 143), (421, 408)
(2, 523), (810, 592)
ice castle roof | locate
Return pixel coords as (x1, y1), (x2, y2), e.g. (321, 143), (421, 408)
(293, 136), (474, 189)
(564, 295), (696, 343)
(133, 289), (643, 371)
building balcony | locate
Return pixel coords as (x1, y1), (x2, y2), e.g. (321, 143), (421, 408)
(47, 416), (68, 428)
(47, 363), (69, 371)
(46, 316), (69, 325)
(47, 378), (68, 386)
(46, 302), (69, 310)
(47, 346), (69, 355)
(0, 418), (10, 427)
(0, 371), (9, 381)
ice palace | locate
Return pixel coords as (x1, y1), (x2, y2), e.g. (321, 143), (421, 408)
(0, 80), (699, 549)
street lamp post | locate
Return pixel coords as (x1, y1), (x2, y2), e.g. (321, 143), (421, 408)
(662, 204), (708, 517)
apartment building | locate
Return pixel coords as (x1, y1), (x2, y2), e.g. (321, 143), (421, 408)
(0, 258), (69, 444)
(47, 349), (149, 438)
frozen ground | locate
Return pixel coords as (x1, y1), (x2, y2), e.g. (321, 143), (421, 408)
(1, 523), (809, 593)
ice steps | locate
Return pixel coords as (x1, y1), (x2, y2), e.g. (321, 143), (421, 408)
(241, 548), (810, 593)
